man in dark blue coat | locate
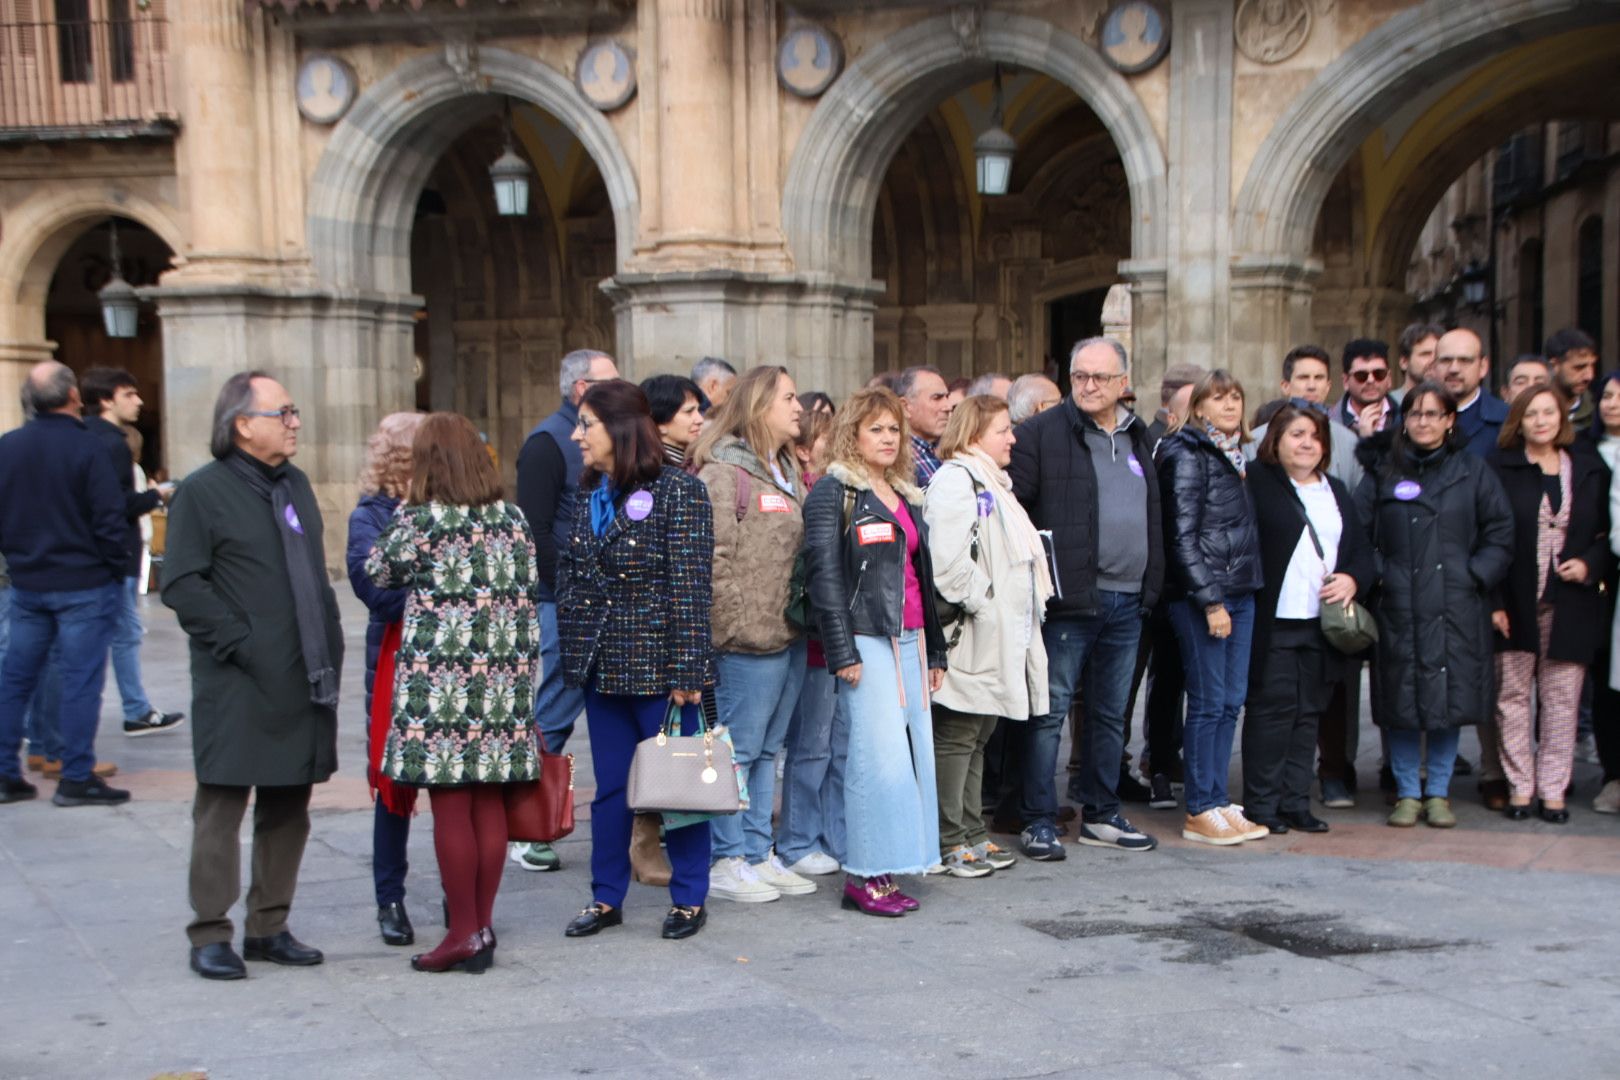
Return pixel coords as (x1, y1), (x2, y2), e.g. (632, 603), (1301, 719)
(0, 362), (129, 807)
(1434, 328), (1510, 459)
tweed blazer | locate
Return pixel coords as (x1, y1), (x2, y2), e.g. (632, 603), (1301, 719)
(556, 466), (715, 695)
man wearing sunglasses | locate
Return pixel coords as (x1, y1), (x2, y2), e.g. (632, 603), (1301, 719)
(1335, 339), (1394, 438)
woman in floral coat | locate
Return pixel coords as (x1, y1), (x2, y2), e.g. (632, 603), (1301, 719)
(366, 412), (541, 974)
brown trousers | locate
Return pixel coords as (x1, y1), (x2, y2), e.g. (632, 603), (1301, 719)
(187, 782), (313, 947)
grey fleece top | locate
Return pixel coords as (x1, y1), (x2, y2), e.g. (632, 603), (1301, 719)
(1086, 411), (1149, 594)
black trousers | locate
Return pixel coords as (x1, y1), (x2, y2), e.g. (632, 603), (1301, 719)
(1594, 650), (1620, 786)
(1243, 621), (1337, 818)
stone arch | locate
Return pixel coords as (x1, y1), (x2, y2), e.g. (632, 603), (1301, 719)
(0, 186), (183, 345)
(306, 45), (638, 296)
(1232, 0), (1620, 261)
(782, 10), (1168, 285)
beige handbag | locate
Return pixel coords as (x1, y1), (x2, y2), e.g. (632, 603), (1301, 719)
(626, 702), (743, 816)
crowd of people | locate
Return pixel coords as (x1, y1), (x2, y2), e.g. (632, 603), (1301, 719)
(1, 324), (1616, 980)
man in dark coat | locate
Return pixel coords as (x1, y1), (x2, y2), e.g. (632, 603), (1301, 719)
(1434, 329), (1510, 459)
(0, 362), (128, 807)
(162, 371), (343, 981)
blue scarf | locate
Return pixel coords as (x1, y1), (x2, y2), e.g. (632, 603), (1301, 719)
(588, 475), (617, 537)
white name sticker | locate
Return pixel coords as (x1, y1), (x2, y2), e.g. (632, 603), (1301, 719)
(758, 493), (791, 513)
(857, 522), (896, 545)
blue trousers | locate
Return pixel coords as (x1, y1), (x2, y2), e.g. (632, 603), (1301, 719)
(1169, 594), (1256, 816)
(535, 601), (587, 753)
(1388, 728), (1461, 800)
(584, 687), (711, 909)
(109, 575), (154, 722)
(0, 584), (119, 783)
(373, 800), (410, 907)
(777, 664), (848, 865)
(711, 642), (807, 862)
(25, 641), (63, 762)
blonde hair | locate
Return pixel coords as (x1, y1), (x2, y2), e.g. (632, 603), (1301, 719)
(825, 387), (915, 489)
(938, 394), (1010, 460)
(359, 411), (425, 498)
(689, 365), (795, 473)
(1177, 369), (1250, 441)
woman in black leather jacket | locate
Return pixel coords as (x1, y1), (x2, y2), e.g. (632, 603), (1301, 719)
(802, 387), (948, 917)
(1156, 370), (1266, 847)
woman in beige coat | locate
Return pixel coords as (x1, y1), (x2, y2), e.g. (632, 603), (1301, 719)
(924, 395), (1054, 877)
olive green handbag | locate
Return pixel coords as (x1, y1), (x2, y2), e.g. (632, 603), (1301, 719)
(1298, 514), (1377, 655)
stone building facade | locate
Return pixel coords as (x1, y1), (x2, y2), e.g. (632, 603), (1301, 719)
(1, 0), (1617, 543)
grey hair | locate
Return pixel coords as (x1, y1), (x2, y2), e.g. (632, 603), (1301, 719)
(690, 356), (736, 384)
(894, 364), (942, 400)
(558, 349), (611, 398)
(1007, 374), (1059, 424)
(1069, 336), (1129, 376)
(966, 372), (1009, 398)
(210, 370), (269, 460)
(21, 361), (76, 418)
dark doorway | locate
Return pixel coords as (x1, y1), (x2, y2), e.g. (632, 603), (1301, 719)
(1048, 287), (1110, 370)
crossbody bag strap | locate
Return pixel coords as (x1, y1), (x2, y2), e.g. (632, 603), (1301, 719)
(734, 465), (750, 522)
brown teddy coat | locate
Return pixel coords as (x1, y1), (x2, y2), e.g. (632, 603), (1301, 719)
(698, 435), (805, 655)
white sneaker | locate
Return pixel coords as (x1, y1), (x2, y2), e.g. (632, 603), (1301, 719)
(1594, 779), (1620, 815)
(708, 856), (781, 903)
(753, 851), (817, 896)
(788, 851), (841, 876)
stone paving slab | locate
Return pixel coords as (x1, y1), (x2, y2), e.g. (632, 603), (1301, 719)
(2, 595), (1619, 1079)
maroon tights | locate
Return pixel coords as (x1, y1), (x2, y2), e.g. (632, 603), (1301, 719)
(428, 785), (508, 944)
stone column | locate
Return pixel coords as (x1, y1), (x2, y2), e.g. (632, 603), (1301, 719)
(1120, 259), (1168, 394)
(1229, 254), (1322, 389)
(648, 0), (736, 255)
(1165, 0), (1234, 374)
(0, 339), (56, 430)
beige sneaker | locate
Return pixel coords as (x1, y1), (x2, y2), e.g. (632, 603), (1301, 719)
(1593, 779), (1620, 815)
(1182, 809), (1244, 846)
(1218, 804), (1270, 841)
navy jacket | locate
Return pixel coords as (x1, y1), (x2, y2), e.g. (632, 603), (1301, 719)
(1456, 391), (1511, 459)
(346, 493), (408, 715)
(516, 399), (584, 601)
(0, 412), (127, 592)
(87, 414), (162, 579)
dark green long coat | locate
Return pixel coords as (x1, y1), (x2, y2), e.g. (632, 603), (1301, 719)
(161, 458), (343, 787)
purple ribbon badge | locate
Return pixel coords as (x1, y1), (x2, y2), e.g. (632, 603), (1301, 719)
(1393, 480), (1422, 502)
(1127, 454), (1145, 478)
(282, 504), (305, 535)
(625, 490), (654, 521)
(976, 490), (995, 517)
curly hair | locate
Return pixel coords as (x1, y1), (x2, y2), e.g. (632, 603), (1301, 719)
(824, 387), (915, 490)
(359, 412), (425, 498)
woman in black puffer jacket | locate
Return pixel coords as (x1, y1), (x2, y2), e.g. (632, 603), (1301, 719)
(1157, 370), (1266, 846)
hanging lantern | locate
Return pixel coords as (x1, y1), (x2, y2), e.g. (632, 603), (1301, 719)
(99, 220), (139, 339)
(975, 66), (1016, 197)
(490, 99), (532, 217)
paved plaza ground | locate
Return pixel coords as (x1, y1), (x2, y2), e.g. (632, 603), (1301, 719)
(3, 593), (1619, 1080)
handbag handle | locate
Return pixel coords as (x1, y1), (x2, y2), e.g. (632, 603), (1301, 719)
(658, 698), (708, 741)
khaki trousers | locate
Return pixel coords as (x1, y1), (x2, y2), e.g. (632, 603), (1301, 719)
(187, 782), (312, 947)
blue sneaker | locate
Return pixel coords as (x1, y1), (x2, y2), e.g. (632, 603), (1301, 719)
(1018, 822), (1066, 861)
(1077, 813), (1158, 852)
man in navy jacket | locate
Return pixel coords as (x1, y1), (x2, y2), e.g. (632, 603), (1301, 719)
(0, 362), (129, 806)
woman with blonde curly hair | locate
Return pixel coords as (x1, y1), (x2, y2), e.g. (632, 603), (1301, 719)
(802, 388), (947, 916)
(346, 411), (425, 947)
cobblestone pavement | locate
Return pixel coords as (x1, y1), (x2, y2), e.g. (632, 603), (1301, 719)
(2, 594), (1618, 1079)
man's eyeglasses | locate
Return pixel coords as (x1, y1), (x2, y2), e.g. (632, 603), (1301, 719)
(1070, 371), (1124, 388)
(245, 406), (300, 427)
(1433, 355), (1479, 368)
(1347, 369), (1389, 384)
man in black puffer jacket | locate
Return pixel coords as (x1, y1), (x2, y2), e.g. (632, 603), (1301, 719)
(1009, 337), (1164, 860)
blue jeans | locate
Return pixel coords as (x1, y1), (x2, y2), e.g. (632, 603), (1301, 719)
(841, 631), (938, 876)
(1387, 728), (1461, 799)
(1168, 594), (1256, 815)
(777, 663), (848, 865)
(710, 641), (808, 863)
(110, 575), (154, 722)
(0, 583), (120, 782)
(534, 600), (586, 754)
(24, 641), (64, 761)
(1024, 591), (1143, 826)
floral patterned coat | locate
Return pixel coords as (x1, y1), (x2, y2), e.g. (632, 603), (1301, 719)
(364, 499), (542, 786)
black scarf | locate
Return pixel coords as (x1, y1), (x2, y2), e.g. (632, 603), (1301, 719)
(224, 450), (340, 709)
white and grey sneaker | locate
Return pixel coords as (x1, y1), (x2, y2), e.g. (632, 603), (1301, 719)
(124, 709), (185, 737)
(1077, 813), (1158, 852)
(971, 840), (1016, 870)
(708, 856), (781, 903)
(787, 850), (841, 876)
(753, 851), (817, 896)
(941, 846), (994, 878)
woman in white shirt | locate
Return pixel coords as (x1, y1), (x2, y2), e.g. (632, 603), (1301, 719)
(1242, 404), (1376, 834)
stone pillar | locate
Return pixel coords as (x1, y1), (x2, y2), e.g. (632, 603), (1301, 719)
(0, 339), (56, 430)
(1165, 0), (1234, 374)
(1120, 259), (1168, 396)
(649, 0), (736, 255)
(1229, 254), (1322, 389)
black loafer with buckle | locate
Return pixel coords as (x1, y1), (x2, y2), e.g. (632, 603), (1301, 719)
(662, 905), (706, 940)
(565, 902), (623, 938)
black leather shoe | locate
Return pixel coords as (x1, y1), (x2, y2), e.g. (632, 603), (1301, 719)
(378, 902), (415, 947)
(662, 904), (706, 940)
(565, 902), (622, 938)
(243, 931), (324, 966)
(1281, 811), (1330, 834)
(0, 777), (38, 804)
(190, 942), (246, 981)
(1539, 804), (1571, 824)
(52, 775), (130, 807)
(1505, 803), (1534, 821)
(1248, 815), (1289, 835)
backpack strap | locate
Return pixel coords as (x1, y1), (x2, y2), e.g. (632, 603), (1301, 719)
(734, 465), (750, 522)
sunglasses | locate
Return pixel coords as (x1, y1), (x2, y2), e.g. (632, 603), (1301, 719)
(1346, 369), (1389, 384)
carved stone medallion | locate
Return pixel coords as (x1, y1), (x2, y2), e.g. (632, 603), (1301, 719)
(1234, 0), (1312, 64)
(575, 41), (637, 112)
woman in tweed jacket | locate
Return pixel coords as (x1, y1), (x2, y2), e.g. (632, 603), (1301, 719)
(556, 379), (717, 941)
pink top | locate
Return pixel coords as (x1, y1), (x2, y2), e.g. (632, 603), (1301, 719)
(893, 499), (926, 630)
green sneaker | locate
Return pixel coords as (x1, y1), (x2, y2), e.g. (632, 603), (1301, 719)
(1423, 797), (1457, 829)
(1387, 798), (1422, 828)
(510, 841), (562, 872)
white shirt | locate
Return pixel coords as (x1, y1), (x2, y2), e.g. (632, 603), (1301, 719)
(1275, 476), (1342, 620)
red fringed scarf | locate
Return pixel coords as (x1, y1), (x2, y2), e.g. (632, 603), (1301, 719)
(369, 620), (418, 817)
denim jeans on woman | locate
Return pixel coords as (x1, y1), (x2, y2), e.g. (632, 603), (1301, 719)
(1168, 593), (1256, 816)
(842, 630), (938, 877)
(1387, 728), (1461, 800)
(711, 640), (807, 863)
(777, 663), (848, 865)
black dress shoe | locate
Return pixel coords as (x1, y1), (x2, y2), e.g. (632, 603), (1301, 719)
(243, 931), (324, 966)
(662, 905), (706, 940)
(0, 777), (38, 803)
(1248, 816), (1289, 835)
(1539, 804), (1571, 824)
(190, 942), (246, 981)
(1505, 803), (1534, 821)
(1281, 811), (1329, 833)
(52, 775), (130, 807)
(565, 902), (623, 938)
(378, 902), (415, 947)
